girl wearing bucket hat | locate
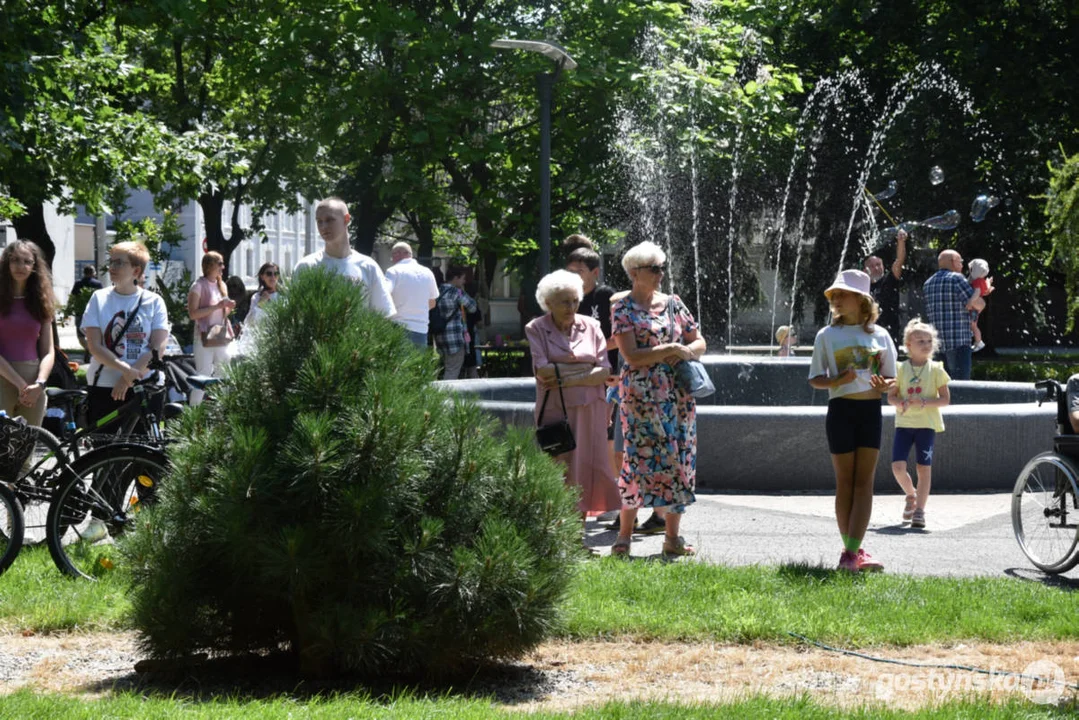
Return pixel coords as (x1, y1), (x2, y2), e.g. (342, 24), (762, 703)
(809, 269), (897, 573)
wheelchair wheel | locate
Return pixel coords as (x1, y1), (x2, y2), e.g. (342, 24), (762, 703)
(1012, 452), (1079, 574)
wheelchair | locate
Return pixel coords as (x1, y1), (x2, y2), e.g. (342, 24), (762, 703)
(1012, 379), (1079, 574)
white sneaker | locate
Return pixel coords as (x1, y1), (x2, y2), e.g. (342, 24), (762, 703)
(81, 518), (108, 543)
(972, 341), (985, 352)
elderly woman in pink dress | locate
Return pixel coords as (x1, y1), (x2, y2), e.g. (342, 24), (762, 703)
(525, 270), (620, 526)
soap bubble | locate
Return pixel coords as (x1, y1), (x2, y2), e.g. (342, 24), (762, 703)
(919, 210), (960, 231)
(970, 194), (1000, 222)
(872, 180), (897, 201)
(929, 165), (944, 185)
(876, 222), (916, 247)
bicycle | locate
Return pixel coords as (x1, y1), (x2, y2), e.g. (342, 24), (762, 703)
(0, 477), (25, 576)
(2, 363), (218, 579)
(44, 371), (220, 580)
(10, 358), (179, 547)
(1011, 379), (1079, 574)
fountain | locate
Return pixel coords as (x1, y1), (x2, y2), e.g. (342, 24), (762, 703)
(444, 23), (1047, 493)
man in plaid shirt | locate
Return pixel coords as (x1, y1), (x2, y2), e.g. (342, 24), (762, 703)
(922, 250), (985, 380)
(433, 267), (478, 380)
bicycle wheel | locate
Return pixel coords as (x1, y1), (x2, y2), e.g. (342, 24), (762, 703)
(1012, 452), (1079, 574)
(9, 425), (66, 545)
(46, 444), (168, 580)
(0, 482), (25, 576)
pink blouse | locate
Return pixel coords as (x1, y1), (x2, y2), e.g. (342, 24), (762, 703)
(0, 298), (45, 362)
(191, 277), (226, 333)
(525, 313), (610, 420)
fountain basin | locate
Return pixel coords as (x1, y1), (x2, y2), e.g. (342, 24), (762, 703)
(440, 355), (1053, 491)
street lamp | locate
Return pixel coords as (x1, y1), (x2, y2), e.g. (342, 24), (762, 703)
(491, 39), (577, 276)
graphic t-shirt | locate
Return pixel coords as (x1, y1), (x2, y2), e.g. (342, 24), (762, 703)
(809, 324), (898, 400)
(893, 359), (950, 432)
(81, 288), (170, 388)
(577, 284), (616, 369)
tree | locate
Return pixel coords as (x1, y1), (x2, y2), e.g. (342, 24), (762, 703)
(1045, 149), (1079, 332)
(114, 0), (336, 267)
(761, 0), (1079, 342)
(1, 2), (174, 263)
(126, 270), (582, 677)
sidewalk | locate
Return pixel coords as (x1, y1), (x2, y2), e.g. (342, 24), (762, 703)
(584, 491), (1068, 580)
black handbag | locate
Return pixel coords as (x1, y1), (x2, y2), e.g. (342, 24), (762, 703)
(535, 367), (576, 456)
(667, 297), (715, 399)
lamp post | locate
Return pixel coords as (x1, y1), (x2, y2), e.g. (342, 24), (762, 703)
(491, 39), (577, 277)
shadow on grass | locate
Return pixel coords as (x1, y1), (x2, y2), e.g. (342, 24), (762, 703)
(776, 561), (867, 584)
(1004, 566), (1079, 590)
(80, 650), (561, 706)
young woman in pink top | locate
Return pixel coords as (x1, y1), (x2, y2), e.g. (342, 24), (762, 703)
(0, 240), (56, 426)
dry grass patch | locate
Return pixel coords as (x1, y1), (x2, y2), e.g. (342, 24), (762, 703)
(1, 632), (1076, 712)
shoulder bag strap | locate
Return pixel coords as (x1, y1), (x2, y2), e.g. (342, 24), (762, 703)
(536, 332), (570, 424)
(666, 295), (679, 343)
(92, 291), (145, 388)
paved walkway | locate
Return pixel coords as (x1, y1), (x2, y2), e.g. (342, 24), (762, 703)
(585, 491), (1079, 580)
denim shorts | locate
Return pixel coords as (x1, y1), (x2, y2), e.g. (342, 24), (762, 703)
(825, 397), (882, 454)
(892, 427), (936, 466)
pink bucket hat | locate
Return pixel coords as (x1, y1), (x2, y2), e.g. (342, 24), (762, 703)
(824, 269), (873, 301)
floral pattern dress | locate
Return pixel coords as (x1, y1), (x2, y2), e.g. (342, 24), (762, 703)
(611, 294), (698, 512)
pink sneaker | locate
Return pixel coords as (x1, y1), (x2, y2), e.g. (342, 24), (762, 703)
(856, 548), (884, 572)
(837, 550), (858, 572)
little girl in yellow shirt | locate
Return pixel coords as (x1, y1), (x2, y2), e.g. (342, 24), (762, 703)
(886, 319), (951, 529)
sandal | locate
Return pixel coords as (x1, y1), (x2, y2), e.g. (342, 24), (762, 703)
(662, 536), (696, 559)
(902, 495), (916, 523)
(610, 539), (631, 557)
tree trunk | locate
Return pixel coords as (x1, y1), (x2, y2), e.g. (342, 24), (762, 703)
(198, 189), (245, 269)
(12, 203), (56, 266)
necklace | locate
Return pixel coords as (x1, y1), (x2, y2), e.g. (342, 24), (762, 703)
(906, 361), (928, 395)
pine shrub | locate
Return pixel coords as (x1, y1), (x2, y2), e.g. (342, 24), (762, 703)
(124, 269), (582, 677)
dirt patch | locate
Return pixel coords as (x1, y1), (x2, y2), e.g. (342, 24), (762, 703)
(1, 632), (1076, 710)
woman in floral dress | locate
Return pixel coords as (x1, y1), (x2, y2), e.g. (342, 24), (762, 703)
(610, 241), (706, 559)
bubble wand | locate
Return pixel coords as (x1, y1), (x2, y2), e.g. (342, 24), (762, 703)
(863, 186), (900, 228)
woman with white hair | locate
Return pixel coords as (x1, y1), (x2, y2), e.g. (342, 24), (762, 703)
(609, 241), (706, 559)
(525, 270), (620, 530)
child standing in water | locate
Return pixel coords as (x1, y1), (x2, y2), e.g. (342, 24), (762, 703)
(809, 269), (897, 572)
(887, 319), (950, 529)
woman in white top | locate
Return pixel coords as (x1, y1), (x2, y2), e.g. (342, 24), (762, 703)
(231, 262), (280, 358)
(244, 262), (280, 330)
(82, 241), (170, 425)
(187, 251), (235, 405)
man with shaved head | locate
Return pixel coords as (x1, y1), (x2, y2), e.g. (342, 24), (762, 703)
(922, 249), (985, 380)
(294, 197), (396, 316)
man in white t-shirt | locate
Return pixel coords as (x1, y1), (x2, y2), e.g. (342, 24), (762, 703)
(384, 242), (439, 347)
(293, 197), (396, 317)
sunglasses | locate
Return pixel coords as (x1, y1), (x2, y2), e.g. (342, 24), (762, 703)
(264, 270), (279, 277)
(108, 259), (131, 269)
(637, 264), (666, 274)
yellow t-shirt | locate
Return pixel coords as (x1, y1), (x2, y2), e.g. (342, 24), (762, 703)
(894, 360), (950, 432)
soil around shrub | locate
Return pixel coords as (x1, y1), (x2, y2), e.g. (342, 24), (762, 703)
(1, 632), (1076, 710)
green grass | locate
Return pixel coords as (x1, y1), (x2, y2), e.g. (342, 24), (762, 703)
(0, 693), (1073, 719)
(561, 560), (1079, 646)
(0, 545), (133, 633)
(2, 553), (1079, 648)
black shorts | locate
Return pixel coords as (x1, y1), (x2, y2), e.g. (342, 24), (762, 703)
(826, 397), (882, 454)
